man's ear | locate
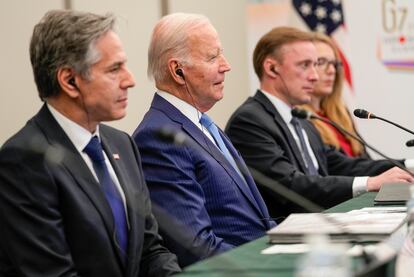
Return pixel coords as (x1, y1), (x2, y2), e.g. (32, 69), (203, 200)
(57, 67), (79, 98)
(168, 59), (186, 84)
(264, 58), (279, 78)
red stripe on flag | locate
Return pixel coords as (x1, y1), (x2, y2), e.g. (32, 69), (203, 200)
(335, 42), (353, 92)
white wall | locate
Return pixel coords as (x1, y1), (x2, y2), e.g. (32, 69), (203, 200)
(1, 0), (413, 160)
(0, 0), (62, 145)
(345, 0), (414, 159)
(72, 0), (161, 134)
(244, 0), (414, 159)
(168, 0), (250, 129)
(0, 0), (249, 145)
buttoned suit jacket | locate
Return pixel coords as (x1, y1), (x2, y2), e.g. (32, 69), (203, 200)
(226, 91), (394, 219)
(132, 94), (275, 267)
(0, 105), (180, 277)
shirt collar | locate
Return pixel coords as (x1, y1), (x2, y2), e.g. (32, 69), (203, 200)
(157, 90), (202, 127)
(260, 89), (293, 125)
(47, 103), (99, 153)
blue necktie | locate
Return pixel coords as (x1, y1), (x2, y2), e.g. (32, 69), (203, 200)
(290, 117), (318, 175)
(200, 113), (245, 179)
(83, 136), (128, 262)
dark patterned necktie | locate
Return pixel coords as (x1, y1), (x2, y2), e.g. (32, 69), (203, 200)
(290, 118), (318, 175)
(83, 136), (128, 263)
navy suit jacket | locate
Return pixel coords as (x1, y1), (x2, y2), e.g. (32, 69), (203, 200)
(133, 94), (275, 266)
(226, 90), (395, 219)
(0, 105), (180, 277)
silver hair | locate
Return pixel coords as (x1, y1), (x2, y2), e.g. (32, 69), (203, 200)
(30, 10), (116, 100)
(147, 13), (211, 84)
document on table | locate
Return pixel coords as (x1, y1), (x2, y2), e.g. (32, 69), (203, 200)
(267, 212), (406, 244)
(348, 206), (407, 214)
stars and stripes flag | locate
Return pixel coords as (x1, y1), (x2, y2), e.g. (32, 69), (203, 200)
(292, 0), (353, 90)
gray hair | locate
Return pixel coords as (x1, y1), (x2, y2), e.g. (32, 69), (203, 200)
(147, 13), (211, 84)
(30, 10), (116, 100)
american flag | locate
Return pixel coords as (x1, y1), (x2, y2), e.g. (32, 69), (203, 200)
(292, 0), (353, 90)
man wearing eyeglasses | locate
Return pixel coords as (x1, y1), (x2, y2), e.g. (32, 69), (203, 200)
(225, 27), (413, 220)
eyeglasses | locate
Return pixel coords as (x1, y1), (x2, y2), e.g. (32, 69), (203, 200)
(316, 58), (342, 71)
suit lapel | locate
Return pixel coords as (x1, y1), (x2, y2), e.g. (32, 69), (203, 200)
(33, 105), (125, 269)
(151, 95), (264, 216)
(254, 91), (309, 173)
(183, 117), (266, 215)
(219, 130), (269, 219)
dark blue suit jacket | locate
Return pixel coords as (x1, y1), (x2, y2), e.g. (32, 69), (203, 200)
(133, 94), (275, 266)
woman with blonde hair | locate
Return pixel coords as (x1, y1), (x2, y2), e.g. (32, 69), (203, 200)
(302, 32), (369, 158)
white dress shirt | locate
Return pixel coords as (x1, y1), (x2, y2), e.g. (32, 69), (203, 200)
(260, 90), (368, 197)
(157, 90), (218, 146)
(47, 103), (128, 215)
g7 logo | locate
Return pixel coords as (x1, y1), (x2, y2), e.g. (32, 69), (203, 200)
(382, 0), (408, 32)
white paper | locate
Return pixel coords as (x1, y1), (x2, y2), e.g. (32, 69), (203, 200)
(261, 244), (310, 254)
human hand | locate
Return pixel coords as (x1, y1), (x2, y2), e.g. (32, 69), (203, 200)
(367, 167), (414, 192)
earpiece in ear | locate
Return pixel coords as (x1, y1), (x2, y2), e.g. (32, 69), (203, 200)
(270, 66), (279, 75)
(175, 68), (185, 80)
(69, 78), (78, 90)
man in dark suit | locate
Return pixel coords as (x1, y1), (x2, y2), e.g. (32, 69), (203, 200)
(132, 13), (275, 267)
(0, 10), (180, 276)
(226, 27), (414, 220)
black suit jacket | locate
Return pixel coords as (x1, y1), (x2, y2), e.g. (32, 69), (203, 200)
(226, 91), (394, 219)
(0, 105), (180, 277)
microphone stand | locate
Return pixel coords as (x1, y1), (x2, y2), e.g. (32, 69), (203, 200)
(157, 127), (325, 213)
(156, 126), (376, 265)
(297, 111), (414, 178)
(373, 115), (414, 136)
(247, 166), (323, 213)
(291, 109), (414, 266)
(354, 109), (414, 136)
(354, 109), (414, 147)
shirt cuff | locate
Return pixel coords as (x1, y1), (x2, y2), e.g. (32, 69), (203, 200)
(404, 159), (414, 171)
(352, 176), (369, 197)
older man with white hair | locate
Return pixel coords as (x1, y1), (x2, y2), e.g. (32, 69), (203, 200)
(133, 13), (275, 267)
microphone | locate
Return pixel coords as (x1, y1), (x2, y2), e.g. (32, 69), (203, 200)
(291, 108), (414, 178)
(291, 107), (312, 120)
(156, 127), (189, 147)
(353, 109), (376, 119)
(354, 108), (414, 136)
